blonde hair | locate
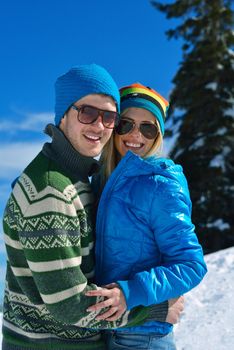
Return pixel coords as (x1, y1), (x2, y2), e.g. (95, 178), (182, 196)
(99, 110), (164, 190)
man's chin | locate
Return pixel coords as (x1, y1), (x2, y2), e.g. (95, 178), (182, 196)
(79, 148), (102, 158)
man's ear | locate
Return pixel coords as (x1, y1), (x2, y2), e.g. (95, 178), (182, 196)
(59, 114), (66, 130)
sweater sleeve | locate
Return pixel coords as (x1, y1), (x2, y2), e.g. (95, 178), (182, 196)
(8, 181), (96, 324)
(117, 175), (207, 310)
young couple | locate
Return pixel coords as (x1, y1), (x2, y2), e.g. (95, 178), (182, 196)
(2, 64), (207, 350)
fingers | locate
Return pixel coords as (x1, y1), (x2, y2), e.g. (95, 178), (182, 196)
(95, 306), (118, 320)
(85, 284), (119, 296)
(103, 282), (118, 289)
(85, 289), (112, 297)
(168, 295), (184, 307)
(95, 305), (126, 321)
(166, 295), (185, 324)
(85, 286), (127, 321)
(86, 297), (114, 312)
(105, 308), (125, 321)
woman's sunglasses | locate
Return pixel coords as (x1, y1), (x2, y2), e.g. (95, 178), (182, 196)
(115, 118), (159, 139)
(71, 104), (120, 129)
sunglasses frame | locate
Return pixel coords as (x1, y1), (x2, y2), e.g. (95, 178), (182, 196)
(71, 104), (120, 129)
(115, 117), (159, 139)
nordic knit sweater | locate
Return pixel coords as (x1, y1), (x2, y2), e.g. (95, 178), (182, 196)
(2, 124), (168, 350)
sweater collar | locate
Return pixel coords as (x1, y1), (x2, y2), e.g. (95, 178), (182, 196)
(42, 123), (100, 181)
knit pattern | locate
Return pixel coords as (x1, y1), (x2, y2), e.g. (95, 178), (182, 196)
(2, 152), (135, 349)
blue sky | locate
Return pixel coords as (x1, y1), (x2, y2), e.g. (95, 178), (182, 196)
(0, 0), (182, 302)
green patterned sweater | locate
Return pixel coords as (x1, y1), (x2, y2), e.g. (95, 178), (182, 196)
(2, 124), (168, 350)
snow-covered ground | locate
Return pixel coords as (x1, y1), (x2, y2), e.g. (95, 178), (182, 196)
(0, 247), (233, 349)
(174, 246), (234, 349)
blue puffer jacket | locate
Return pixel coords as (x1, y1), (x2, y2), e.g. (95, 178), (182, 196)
(95, 151), (207, 334)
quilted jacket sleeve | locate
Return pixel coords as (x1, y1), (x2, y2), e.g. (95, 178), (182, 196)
(117, 174), (207, 310)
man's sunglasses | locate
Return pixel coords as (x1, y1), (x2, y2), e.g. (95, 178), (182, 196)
(71, 105), (120, 129)
(115, 118), (159, 139)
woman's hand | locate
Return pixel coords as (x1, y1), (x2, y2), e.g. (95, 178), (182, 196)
(166, 295), (185, 324)
(85, 283), (127, 321)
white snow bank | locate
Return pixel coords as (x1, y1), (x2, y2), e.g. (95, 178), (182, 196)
(174, 246), (234, 349)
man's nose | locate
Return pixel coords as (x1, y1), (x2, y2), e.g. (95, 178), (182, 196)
(92, 115), (105, 129)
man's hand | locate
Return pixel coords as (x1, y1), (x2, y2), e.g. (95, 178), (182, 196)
(85, 283), (127, 321)
(166, 296), (185, 324)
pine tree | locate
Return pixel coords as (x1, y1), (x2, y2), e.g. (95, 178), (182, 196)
(151, 0), (234, 253)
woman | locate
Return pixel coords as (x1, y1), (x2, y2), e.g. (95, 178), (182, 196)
(87, 83), (207, 349)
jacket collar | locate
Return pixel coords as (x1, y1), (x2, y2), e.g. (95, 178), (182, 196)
(114, 151), (182, 180)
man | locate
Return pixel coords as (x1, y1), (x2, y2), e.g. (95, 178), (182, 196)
(2, 64), (183, 350)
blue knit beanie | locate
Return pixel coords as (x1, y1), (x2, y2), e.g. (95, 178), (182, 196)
(54, 64), (120, 126)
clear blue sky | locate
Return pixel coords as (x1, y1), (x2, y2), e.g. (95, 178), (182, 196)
(0, 0), (182, 302)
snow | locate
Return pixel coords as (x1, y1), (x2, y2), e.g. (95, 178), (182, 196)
(215, 127), (227, 135)
(206, 219), (230, 230)
(224, 105), (234, 118)
(205, 82), (218, 91)
(188, 137), (205, 150)
(0, 247), (234, 349)
(174, 246), (234, 349)
(197, 195), (206, 204)
(209, 146), (230, 171)
(163, 114), (182, 157)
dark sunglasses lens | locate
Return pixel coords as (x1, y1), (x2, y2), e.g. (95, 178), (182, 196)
(78, 106), (118, 128)
(140, 124), (159, 139)
(79, 106), (98, 124)
(115, 119), (133, 135)
(103, 111), (118, 128)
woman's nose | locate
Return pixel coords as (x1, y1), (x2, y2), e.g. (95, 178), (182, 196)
(129, 123), (141, 137)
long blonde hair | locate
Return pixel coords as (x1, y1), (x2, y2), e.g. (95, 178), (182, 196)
(99, 110), (163, 190)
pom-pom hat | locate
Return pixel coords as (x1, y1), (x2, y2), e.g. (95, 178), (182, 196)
(120, 83), (169, 135)
(54, 64), (120, 126)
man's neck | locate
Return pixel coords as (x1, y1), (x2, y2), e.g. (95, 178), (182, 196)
(42, 124), (100, 182)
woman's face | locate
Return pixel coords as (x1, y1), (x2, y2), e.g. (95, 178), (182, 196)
(114, 107), (157, 157)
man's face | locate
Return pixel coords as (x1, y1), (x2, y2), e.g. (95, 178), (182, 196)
(60, 94), (116, 157)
